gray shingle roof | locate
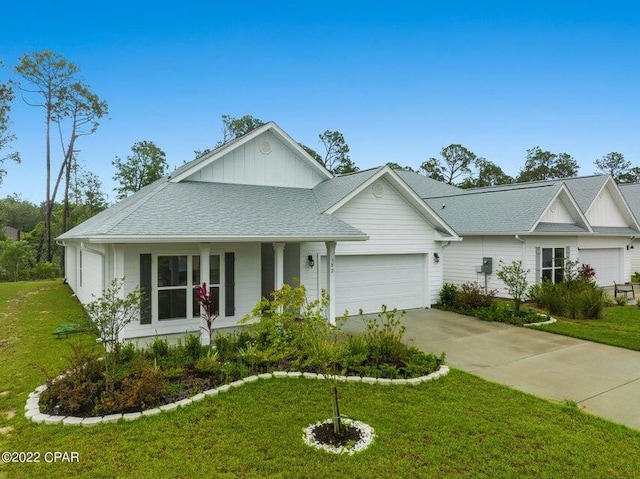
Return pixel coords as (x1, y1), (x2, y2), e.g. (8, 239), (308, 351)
(454, 175), (608, 213)
(394, 170), (463, 198)
(312, 168), (380, 212)
(534, 222), (590, 233)
(424, 183), (563, 234)
(58, 180), (367, 241)
(620, 183), (640, 223)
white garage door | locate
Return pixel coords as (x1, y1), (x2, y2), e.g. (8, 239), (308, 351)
(323, 254), (427, 315)
(578, 248), (622, 286)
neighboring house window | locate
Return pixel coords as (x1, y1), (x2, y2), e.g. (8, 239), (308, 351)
(541, 247), (565, 283)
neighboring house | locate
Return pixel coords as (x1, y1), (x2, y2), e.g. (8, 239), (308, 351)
(619, 183), (640, 275)
(3, 226), (22, 240)
(421, 175), (640, 296)
(58, 122), (460, 342)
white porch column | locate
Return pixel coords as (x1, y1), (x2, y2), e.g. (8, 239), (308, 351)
(325, 241), (336, 325)
(199, 244), (211, 346)
(273, 242), (285, 289)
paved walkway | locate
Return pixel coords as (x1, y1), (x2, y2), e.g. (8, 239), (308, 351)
(341, 308), (640, 431)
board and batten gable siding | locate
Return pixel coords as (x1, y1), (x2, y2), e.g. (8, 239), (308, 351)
(586, 185), (628, 227)
(332, 178), (439, 254)
(540, 197), (574, 223)
(184, 131), (325, 189)
(119, 242), (261, 340)
(442, 236), (526, 297)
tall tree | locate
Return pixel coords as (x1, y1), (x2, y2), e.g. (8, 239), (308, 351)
(516, 147), (579, 183)
(420, 144), (476, 185)
(301, 130), (358, 175)
(385, 162), (416, 172)
(0, 194), (41, 232)
(618, 167), (640, 184)
(54, 82), (108, 239)
(13, 50), (106, 262)
(217, 114), (265, 146)
(0, 65), (20, 185)
(594, 152), (631, 183)
(458, 158), (513, 188)
(113, 141), (168, 199)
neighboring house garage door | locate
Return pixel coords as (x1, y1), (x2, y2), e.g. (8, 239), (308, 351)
(323, 254), (427, 315)
(578, 248), (622, 286)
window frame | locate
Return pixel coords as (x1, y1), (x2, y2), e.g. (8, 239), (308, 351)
(540, 247), (565, 283)
(151, 251), (224, 322)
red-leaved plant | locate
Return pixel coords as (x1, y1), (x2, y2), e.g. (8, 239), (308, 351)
(195, 282), (218, 352)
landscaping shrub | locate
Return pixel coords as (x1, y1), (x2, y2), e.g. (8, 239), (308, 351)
(39, 344), (105, 416)
(496, 260), (529, 315)
(95, 362), (166, 415)
(457, 281), (496, 310)
(439, 283), (458, 308)
(42, 283), (447, 417)
(185, 333), (203, 362)
(529, 262), (605, 319)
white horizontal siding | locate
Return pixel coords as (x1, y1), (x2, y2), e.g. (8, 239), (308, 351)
(185, 131), (324, 188)
(586, 186), (628, 227)
(334, 178), (437, 255)
(74, 245), (106, 305)
(65, 245), (77, 292)
(631, 250), (640, 278)
(443, 236), (526, 298)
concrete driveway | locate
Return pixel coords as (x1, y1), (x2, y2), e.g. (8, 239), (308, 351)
(341, 308), (640, 431)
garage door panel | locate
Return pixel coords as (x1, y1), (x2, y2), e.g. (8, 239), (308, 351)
(578, 248), (621, 286)
(322, 254), (426, 315)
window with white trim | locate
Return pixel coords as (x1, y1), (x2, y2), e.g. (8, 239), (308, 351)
(541, 247), (565, 283)
(156, 254), (221, 321)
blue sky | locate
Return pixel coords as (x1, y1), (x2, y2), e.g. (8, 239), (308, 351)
(1, 1), (639, 203)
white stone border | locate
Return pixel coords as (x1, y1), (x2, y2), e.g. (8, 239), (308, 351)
(25, 366), (450, 426)
(303, 418), (375, 455)
(523, 313), (557, 327)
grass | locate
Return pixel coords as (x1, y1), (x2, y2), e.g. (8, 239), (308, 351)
(2, 281), (640, 478)
(535, 305), (640, 351)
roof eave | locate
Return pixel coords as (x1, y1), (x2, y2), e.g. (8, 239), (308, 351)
(64, 234), (370, 244)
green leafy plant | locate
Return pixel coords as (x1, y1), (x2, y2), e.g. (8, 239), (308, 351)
(457, 281), (496, 310)
(85, 277), (143, 381)
(439, 283), (458, 308)
(496, 260), (530, 316)
(194, 281), (219, 353)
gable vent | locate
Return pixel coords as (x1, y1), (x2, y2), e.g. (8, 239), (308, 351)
(259, 141), (272, 155)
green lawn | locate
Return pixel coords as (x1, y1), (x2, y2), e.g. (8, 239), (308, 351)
(2, 281), (640, 478)
(535, 305), (640, 351)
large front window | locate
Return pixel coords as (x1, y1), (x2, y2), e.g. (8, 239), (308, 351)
(541, 247), (565, 283)
(157, 255), (220, 321)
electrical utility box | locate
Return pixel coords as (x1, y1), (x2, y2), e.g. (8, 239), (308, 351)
(481, 257), (493, 274)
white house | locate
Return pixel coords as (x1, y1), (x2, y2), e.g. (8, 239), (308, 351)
(58, 122), (460, 342)
(420, 175), (640, 296)
(619, 182), (640, 276)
